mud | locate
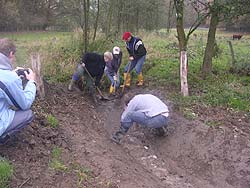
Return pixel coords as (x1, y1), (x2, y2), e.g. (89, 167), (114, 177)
(0, 84), (249, 188)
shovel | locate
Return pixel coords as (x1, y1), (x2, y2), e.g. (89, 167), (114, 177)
(83, 66), (110, 101)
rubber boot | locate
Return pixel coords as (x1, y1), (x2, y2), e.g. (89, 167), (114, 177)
(124, 73), (131, 87)
(137, 73), (143, 86)
(109, 85), (115, 95)
(111, 126), (128, 144)
(68, 79), (76, 91)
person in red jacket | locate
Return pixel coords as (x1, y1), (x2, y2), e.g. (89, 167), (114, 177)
(122, 32), (147, 87)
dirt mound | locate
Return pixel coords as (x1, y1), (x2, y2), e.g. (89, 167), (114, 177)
(0, 84), (249, 188)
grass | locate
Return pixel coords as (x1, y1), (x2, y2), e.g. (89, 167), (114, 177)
(47, 114), (59, 128)
(0, 158), (14, 188)
(71, 162), (92, 186)
(49, 147), (67, 172)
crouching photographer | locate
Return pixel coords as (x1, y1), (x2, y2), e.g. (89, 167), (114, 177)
(0, 38), (37, 144)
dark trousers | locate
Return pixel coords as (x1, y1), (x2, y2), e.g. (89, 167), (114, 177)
(1, 110), (34, 138)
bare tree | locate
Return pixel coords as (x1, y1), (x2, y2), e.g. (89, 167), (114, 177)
(174, 0), (210, 96)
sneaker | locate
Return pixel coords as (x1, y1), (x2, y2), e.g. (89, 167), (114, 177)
(154, 127), (166, 137)
(111, 134), (121, 144)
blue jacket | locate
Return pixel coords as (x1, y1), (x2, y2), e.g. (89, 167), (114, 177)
(0, 53), (36, 136)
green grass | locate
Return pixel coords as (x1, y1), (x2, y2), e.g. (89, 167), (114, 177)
(49, 147), (67, 172)
(71, 162), (92, 186)
(47, 114), (59, 128)
(0, 158), (14, 188)
(0, 32), (71, 67)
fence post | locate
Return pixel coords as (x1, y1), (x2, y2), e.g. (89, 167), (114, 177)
(227, 41), (236, 66)
(31, 53), (45, 99)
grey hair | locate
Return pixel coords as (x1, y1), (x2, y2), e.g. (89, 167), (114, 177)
(104, 51), (113, 61)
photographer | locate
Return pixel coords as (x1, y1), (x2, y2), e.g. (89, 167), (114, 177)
(0, 38), (37, 144)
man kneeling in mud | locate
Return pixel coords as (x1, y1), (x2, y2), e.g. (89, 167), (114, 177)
(111, 93), (169, 144)
(68, 52), (113, 103)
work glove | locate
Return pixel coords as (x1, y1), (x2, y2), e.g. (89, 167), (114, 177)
(113, 75), (117, 81)
(81, 62), (85, 67)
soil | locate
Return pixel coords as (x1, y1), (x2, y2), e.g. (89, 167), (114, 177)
(0, 83), (249, 188)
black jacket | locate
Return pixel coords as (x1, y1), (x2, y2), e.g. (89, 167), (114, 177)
(81, 52), (105, 86)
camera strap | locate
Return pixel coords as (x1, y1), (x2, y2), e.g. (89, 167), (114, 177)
(0, 81), (21, 109)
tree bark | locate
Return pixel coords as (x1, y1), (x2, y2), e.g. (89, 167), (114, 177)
(201, 10), (219, 77)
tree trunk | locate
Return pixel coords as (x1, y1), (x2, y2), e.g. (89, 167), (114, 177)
(83, 0), (89, 53)
(180, 51), (189, 96)
(201, 11), (219, 77)
(93, 0), (100, 41)
(105, 0), (113, 38)
(175, 0), (189, 96)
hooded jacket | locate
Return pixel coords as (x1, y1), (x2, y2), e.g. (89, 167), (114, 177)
(0, 52), (36, 136)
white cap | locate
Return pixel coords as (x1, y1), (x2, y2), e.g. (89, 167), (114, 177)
(113, 46), (120, 55)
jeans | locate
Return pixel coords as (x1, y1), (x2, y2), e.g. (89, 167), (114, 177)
(121, 111), (168, 130)
(105, 69), (120, 88)
(124, 55), (146, 74)
(72, 64), (84, 81)
(72, 64), (95, 95)
(0, 110), (34, 139)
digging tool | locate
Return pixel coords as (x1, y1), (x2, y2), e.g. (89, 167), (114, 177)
(83, 66), (110, 101)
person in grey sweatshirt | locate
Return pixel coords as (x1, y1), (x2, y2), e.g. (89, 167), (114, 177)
(111, 93), (169, 144)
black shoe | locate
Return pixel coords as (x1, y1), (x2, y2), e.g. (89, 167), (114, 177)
(154, 127), (166, 137)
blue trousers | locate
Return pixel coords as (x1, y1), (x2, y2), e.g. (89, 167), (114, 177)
(121, 111), (168, 130)
(105, 69), (120, 88)
(72, 64), (95, 95)
(124, 55), (146, 74)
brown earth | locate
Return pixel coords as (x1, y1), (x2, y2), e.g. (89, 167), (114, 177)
(0, 83), (249, 188)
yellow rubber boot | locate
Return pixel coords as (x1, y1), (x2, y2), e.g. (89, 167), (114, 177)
(137, 73), (144, 86)
(125, 73), (131, 87)
(109, 85), (115, 94)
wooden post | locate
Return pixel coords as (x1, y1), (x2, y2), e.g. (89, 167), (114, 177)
(31, 53), (45, 99)
(180, 51), (189, 96)
(227, 41), (236, 66)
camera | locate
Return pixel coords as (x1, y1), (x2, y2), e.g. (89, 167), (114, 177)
(16, 68), (30, 77)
